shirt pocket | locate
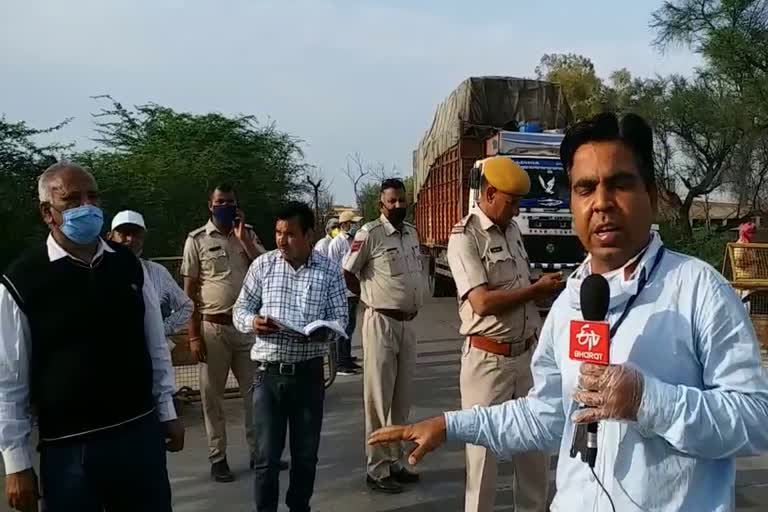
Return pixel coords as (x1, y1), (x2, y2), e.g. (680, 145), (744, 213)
(384, 247), (406, 276)
(200, 246), (229, 275)
(483, 245), (519, 287)
(406, 245), (423, 273)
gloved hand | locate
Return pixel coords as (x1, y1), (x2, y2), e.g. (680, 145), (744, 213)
(572, 363), (645, 424)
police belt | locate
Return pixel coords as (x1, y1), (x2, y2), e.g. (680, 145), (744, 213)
(469, 335), (535, 357)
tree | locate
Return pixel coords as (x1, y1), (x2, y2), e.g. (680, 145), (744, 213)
(0, 117), (71, 268)
(81, 96), (308, 255)
(651, 0), (768, 124)
(535, 53), (606, 121)
(635, 75), (753, 235)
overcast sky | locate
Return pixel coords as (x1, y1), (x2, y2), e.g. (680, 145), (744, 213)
(1, 0), (699, 204)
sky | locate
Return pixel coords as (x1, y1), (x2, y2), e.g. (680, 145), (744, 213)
(1, 0), (700, 205)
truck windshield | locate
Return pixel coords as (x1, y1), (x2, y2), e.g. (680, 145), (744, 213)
(514, 157), (569, 209)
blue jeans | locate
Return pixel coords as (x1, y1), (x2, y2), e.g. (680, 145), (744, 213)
(337, 297), (358, 366)
(252, 358), (325, 512)
(40, 413), (171, 512)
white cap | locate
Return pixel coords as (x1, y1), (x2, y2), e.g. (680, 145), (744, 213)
(111, 210), (146, 231)
(338, 211), (362, 223)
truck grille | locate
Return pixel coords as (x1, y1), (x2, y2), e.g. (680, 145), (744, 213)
(522, 235), (586, 266)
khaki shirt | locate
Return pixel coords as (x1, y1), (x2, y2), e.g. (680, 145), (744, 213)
(447, 207), (540, 342)
(180, 220), (265, 315)
(343, 215), (425, 313)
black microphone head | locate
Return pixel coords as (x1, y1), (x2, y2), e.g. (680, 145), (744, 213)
(580, 273), (610, 321)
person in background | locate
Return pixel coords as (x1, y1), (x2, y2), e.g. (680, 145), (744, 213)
(447, 156), (562, 512)
(181, 184), (271, 482)
(0, 162), (183, 512)
(739, 221), (757, 244)
(327, 210), (364, 375)
(234, 201), (348, 512)
(109, 210), (193, 349)
(343, 179), (426, 494)
(369, 112), (768, 511)
(314, 218), (339, 256)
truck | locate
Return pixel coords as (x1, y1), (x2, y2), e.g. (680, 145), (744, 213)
(413, 76), (585, 309)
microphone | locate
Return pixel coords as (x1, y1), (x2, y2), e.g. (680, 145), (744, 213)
(570, 273), (610, 468)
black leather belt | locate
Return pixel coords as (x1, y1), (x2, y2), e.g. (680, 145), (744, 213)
(254, 357), (323, 376)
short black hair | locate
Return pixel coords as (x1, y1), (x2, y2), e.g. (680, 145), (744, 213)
(380, 178), (405, 194)
(209, 183), (238, 201)
(560, 112), (655, 190)
(276, 201), (315, 233)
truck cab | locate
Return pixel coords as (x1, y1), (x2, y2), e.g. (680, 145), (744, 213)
(470, 131), (586, 287)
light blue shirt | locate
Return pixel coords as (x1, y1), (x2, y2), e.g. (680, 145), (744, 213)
(445, 233), (768, 511)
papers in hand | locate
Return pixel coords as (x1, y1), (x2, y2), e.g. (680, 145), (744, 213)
(266, 317), (348, 342)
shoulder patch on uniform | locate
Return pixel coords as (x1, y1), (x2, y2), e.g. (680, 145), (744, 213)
(451, 215), (471, 234)
(189, 226), (206, 238)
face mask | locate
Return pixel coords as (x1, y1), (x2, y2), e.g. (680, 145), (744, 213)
(58, 204), (104, 245)
(330, 228), (340, 238)
(385, 207), (407, 226)
(349, 225), (359, 237)
(212, 204), (237, 227)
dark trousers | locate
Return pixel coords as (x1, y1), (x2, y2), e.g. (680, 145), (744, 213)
(40, 413), (171, 512)
(252, 358), (325, 512)
(337, 297), (359, 365)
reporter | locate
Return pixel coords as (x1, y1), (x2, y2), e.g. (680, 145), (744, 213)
(370, 113), (768, 511)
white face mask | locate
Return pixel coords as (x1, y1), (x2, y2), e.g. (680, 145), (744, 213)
(596, 250), (645, 307)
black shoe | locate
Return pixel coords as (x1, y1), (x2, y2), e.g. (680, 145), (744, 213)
(366, 475), (403, 494)
(337, 365), (360, 376)
(391, 467), (420, 484)
(211, 459), (235, 483)
(250, 457), (290, 471)
(348, 361), (362, 371)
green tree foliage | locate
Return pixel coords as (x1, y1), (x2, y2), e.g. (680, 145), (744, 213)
(640, 75), (753, 235)
(0, 117), (71, 268)
(652, 0), (768, 124)
(535, 53), (606, 121)
(78, 97), (308, 256)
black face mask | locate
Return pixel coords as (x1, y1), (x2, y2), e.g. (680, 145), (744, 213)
(212, 204), (237, 227)
(384, 206), (407, 226)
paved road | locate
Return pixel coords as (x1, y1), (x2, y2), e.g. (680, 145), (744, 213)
(1, 298), (767, 511)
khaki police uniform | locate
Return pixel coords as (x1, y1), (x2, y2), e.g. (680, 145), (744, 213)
(181, 219), (265, 463)
(343, 214), (426, 481)
(447, 207), (549, 512)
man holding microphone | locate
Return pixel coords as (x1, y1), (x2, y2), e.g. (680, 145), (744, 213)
(370, 113), (768, 510)
(447, 156), (562, 512)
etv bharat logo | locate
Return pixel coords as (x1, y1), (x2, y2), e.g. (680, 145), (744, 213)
(575, 324), (601, 350)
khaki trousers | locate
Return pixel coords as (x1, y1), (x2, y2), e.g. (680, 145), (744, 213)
(362, 308), (416, 479)
(200, 321), (256, 463)
(460, 340), (549, 512)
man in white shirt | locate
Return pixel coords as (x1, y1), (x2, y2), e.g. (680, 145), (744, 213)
(314, 218), (339, 256)
(327, 210), (364, 375)
(0, 162), (182, 512)
(108, 210), (193, 349)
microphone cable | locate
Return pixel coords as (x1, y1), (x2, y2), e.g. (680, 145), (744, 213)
(590, 466), (616, 512)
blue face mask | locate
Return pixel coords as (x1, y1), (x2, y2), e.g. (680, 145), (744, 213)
(349, 225), (359, 237)
(59, 204), (104, 245)
(212, 204), (237, 227)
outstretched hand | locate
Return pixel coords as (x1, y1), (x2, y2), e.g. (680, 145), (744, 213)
(368, 415), (447, 466)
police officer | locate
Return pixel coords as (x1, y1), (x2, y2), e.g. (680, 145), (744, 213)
(446, 157), (563, 512)
(343, 178), (425, 494)
(181, 183), (267, 482)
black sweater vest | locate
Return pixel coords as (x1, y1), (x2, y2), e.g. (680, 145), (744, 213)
(1, 241), (155, 441)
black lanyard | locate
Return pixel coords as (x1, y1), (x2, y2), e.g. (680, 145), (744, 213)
(608, 247), (666, 339)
